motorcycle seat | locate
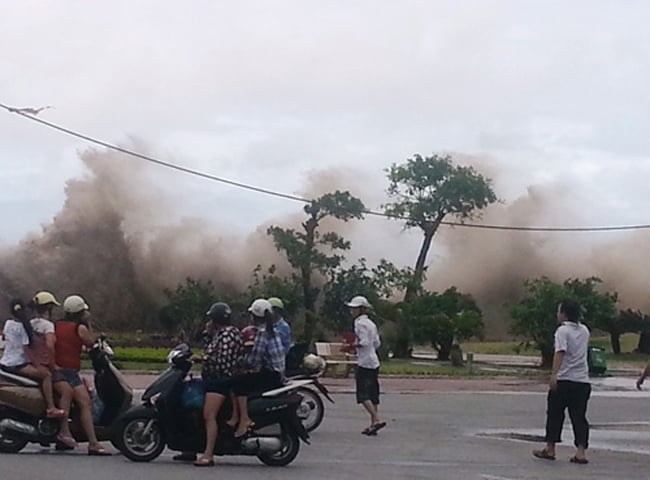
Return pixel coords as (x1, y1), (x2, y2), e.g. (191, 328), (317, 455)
(0, 365), (40, 387)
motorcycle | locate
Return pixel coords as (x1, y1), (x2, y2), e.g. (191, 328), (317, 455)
(284, 345), (334, 432)
(116, 343), (310, 466)
(0, 336), (133, 453)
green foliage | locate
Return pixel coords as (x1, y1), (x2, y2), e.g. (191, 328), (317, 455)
(407, 287), (484, 360)
(267, 190), (366, 342)
(509, 277), (618, 367)
(383, 154), (497, 300)
(321, 258), (413, 332)
(245, 264), (303, 316)
(159, 277), (218, 337)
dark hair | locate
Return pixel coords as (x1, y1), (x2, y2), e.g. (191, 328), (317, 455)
(29, 302), (52, 316)
(559, 300), (580, 322)
(65, 310), (88, 325)
(10, 299), (33, 346)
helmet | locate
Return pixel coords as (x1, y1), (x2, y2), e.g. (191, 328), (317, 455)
(345, 295), (371, 308)
(205, 302), (232, 323)
(248, 298), (272, 318)
(241, 325), (258, 347)
(303, 353), (325, 371)
(9, 299), (26, 315)
(63, 295), (89, 314)
(267, 297), (284, 310)
(32, 291), (60, 307)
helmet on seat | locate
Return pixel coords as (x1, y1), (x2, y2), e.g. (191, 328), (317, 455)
(303, 353), (325, 371)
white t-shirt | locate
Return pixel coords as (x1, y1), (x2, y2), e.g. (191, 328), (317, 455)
(0, 319), (30, 367)
(354, 314), (381, 369)
(30, 317), (55, 336)
(555, 321), (590, 383)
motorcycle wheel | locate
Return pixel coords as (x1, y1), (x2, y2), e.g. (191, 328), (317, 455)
(0, 431), (28, 454)
(257, 429), (300, 467)
(296, 386), (324, 432)
(120, 418), (165, 462)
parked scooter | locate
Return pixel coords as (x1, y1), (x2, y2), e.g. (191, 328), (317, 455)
(116, 343), (310, 466)
(284, 345), (333, 432)
(0, 336), (133, 453)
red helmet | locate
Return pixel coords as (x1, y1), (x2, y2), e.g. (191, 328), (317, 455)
(241, 325), (258, 347)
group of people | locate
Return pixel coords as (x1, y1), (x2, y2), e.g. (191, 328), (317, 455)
(0, 291), (110, 455)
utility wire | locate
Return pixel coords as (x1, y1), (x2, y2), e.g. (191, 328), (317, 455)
(3, 102), (650, 233)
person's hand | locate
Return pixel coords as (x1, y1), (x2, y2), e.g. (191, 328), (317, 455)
(637, 376), (645, 390)
(549, 373), (558, 391)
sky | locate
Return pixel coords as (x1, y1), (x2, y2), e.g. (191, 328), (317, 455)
(2, 1), (650, 307)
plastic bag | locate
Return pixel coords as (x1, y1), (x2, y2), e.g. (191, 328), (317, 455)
(181, 379), (205, 409)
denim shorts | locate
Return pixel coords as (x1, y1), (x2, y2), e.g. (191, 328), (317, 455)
(58, 368), (83, 388)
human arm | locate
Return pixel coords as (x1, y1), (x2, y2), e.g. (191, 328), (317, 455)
(77, 324), (97, 349)
(549, 350), (565, 391)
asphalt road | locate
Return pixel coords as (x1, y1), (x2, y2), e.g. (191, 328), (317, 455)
(3, 386), (650, 480)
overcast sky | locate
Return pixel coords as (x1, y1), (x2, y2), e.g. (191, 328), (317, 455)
(2, 0), (650, 245)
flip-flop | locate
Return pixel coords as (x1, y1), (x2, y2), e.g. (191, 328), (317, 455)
(234, 422), (255, 439)
(173, 452), (197, 462)
(194, 457), (215, 467)
(569, 456), (588, 464)
(371, 421), (387, 433)
(361, 427), (377, 436)
(88, 447), (112, 456)
(532, 449), (556, 460)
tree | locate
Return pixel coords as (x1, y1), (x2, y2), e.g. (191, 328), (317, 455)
(245, 264), (303, 318)
(268, 191), (365, 342)
(616, 309), (650, 354)
(321, 258), (413, 333)
(509, 277), (617, 368)
(384, 154), (497, 302)
(408, 287), (484, 361)
(159, 277), (218, 340)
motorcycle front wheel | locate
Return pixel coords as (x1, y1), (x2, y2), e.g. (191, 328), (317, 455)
(120, 417), (165, 462)
(257, 429), (300, 467)
(296, 386), (324, 432)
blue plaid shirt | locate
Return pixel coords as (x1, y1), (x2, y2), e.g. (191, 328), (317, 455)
(246, 327), (285, 375)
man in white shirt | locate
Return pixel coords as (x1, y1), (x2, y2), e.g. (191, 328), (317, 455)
(345, 295), (386, 436)
(533, 300), (591, 464)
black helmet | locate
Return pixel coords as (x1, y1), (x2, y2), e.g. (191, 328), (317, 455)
(205, 302), (232, 325)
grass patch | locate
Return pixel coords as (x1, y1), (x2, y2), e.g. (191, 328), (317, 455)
(379, 359), (543, 377)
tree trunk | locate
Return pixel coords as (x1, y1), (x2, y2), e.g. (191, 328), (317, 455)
(610, 332), (621, 355)
(404, 217), (443, 303)
(638, 331), (650, 354)
(302, 219), (317, 342)
(437, 342), (452, 362)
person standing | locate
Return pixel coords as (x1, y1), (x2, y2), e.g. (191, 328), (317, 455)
(533, 300), (591, 464)
(268, 297), (291, 356)
(345, 295), (385, 436)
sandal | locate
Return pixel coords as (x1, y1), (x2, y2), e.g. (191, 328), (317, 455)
(234, 421), (255, 439)
(369, 421), (386, 434)
(194, 457), (215, 467)
(532, 449), (556, 460)
(173, 452), (197, 462)
(88, 446), (112, 456)
(569, 456), (588, 464)
(361, 427), (377, 436)
(46, 407), (66, 419)
(56, 434), (77, 449)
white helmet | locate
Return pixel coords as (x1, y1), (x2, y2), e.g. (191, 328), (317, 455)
(248, 298), (272, 318)
(63, 295), (89, 314)
(303, 353), (325, 371)
(345, 295), (371, 308)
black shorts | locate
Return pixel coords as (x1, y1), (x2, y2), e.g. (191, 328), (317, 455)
(204, 377), (234, 396)
(356, 366), (380, 405)
(58, 368), (83, 388)
(232, 369), (282, 397)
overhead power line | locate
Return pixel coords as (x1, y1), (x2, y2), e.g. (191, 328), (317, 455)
(2, 101), (649, 233)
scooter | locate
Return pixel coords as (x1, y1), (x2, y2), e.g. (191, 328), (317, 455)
(0, 336), (133, 453)
(116, 343), (309, 466)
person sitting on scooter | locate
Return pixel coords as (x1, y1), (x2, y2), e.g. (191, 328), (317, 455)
(232, 299), (285, 439)
(268, 297), (291, 356)
(193, 302), (243, 467)
(28, 291), (77, 448)
(0, 298), (66, 420)
(54, 294), (111, 456)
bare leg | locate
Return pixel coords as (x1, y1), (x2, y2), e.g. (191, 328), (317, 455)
(234, 396), (254, 437)
(197, 393), (226, 463)
(53, 381), (74, 437)
(72, 386), (98, 445)
(226, 392), (239, 428)
(19, 365), (57, 410)
(361, 400), (379, 427)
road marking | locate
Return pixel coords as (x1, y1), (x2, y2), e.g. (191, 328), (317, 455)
(480, 475), (520, 480)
